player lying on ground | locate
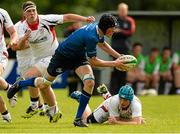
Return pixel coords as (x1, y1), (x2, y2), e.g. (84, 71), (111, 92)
(72, 84), (145, 125)
(71, 84), (145, 125)
(7, 14), (130, 127)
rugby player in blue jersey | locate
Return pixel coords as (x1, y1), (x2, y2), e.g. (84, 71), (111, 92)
(8, 14), (130, 127)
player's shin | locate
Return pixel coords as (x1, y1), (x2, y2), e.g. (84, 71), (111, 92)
(18, 77), (37, 88)
(75, 80), (94, 120)
(29, 87), (40, 109)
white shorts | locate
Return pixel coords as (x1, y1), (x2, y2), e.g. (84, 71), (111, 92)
(0, 51), (8, 69)
(93, 101), (109, 123)
(17, 57), (33, 77)
(33, 56), (52, 75)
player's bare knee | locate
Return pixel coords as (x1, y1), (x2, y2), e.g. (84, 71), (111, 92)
(84, 80), (95, 89)
(37, 77), (53, 89)
(82, 74), (95, 89)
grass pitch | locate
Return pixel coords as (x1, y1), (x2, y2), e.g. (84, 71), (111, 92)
(0, 89), (179, 133)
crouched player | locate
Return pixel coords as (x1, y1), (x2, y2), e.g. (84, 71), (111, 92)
(71, 84), (145, 125)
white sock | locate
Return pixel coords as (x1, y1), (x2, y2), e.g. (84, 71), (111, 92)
(176, 89), (180, 94)
(137, 82), (145, 95)
(2, 113), (11, 121)
(44, 104), (49, 110)
(164, 82), (172, 95)
(49, 105), (59, 116)
(30, 101), (39, 110)
(102, 91), (111, 100)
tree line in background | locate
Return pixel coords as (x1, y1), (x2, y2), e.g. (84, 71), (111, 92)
(1, 0), (180, 22)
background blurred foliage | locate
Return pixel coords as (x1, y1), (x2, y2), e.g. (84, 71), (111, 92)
(2, 0), (180, 22)
(1, 0), (180, 38)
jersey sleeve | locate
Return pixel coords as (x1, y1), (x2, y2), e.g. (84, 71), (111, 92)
(1, 9), (14, 29)
(85, 37), (98, 58)
(41, 14), (64, 25)
(131, 99), (142, 118)
(15, 22), (25, 38)
(172, 53), (179, 64)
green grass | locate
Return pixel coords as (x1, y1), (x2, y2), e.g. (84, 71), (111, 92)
(0, 90), (179, 133)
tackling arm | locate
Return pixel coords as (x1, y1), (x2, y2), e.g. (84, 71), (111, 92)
(63, 14), (95, 23)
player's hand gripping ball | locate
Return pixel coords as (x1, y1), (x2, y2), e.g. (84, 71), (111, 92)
(116, 55), (137, 71)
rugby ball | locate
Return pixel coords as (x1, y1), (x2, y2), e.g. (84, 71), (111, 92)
(116, 55), (137, 71)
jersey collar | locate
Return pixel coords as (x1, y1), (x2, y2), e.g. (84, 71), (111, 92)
(26, 17), (39, 31)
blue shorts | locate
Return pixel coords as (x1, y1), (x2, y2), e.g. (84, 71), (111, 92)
(47, 51), (89, 77)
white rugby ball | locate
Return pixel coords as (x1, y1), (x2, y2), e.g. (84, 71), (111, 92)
(116, 55), (137, 71)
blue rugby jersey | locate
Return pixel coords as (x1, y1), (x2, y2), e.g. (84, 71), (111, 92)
(56, 22), (105, 59)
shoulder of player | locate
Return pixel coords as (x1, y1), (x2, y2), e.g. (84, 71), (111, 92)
(85, 23), (100, 42)
(132, 95), (141, 106)
(109, 94), (119, 103)
(15, 21), (22, 27)
(0, 8), (8, 15)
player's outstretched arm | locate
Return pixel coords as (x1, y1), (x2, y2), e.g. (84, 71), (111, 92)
(63, 14), (95, 23)
(108, 116), (144, 125)
(98, 42), (122, 58)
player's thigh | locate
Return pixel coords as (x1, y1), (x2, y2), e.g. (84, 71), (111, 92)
(24, 66), (42, 79)
(136, 70), (146, 81)
(152, 73), (160, 82)
(127, 70), (136, 81)
(75, 65), (93, 78)
(17, 58), (32, 77)
(35, 56), (52, 76)
(92, 105), (109, 123)
(0, 53), (8, 76)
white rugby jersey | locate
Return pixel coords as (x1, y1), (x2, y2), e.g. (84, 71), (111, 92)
(15, 21), (33, 60)
(17, 14), (63, 60)
(0, 8), (14, 52)
(103, 94), (142, 119)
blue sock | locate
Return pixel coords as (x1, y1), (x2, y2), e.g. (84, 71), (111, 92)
(19, 77), (36, 88)
(75, 90), (91, 119)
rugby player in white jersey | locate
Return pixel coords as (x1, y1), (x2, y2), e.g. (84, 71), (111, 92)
(9, 1), (95, 122)
(0, 8), (18, 122)
(71, 84), (145, 125)
(14, 20), (47, 116)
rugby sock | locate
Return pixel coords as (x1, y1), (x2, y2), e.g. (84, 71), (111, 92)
(30, 97), (39, 109)
(2, 111), (11, 121)
(75, 90), (91, 119)
(49, 105), (59, 116)
(19, 77), (36, 88)
(1, 110), (8, 115)
(137, 82), (145, 95)
(164, 82), (172, 95)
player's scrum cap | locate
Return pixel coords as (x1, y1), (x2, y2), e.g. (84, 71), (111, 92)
(118, 85), (134, 101)
(22, 1), (36, 12)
